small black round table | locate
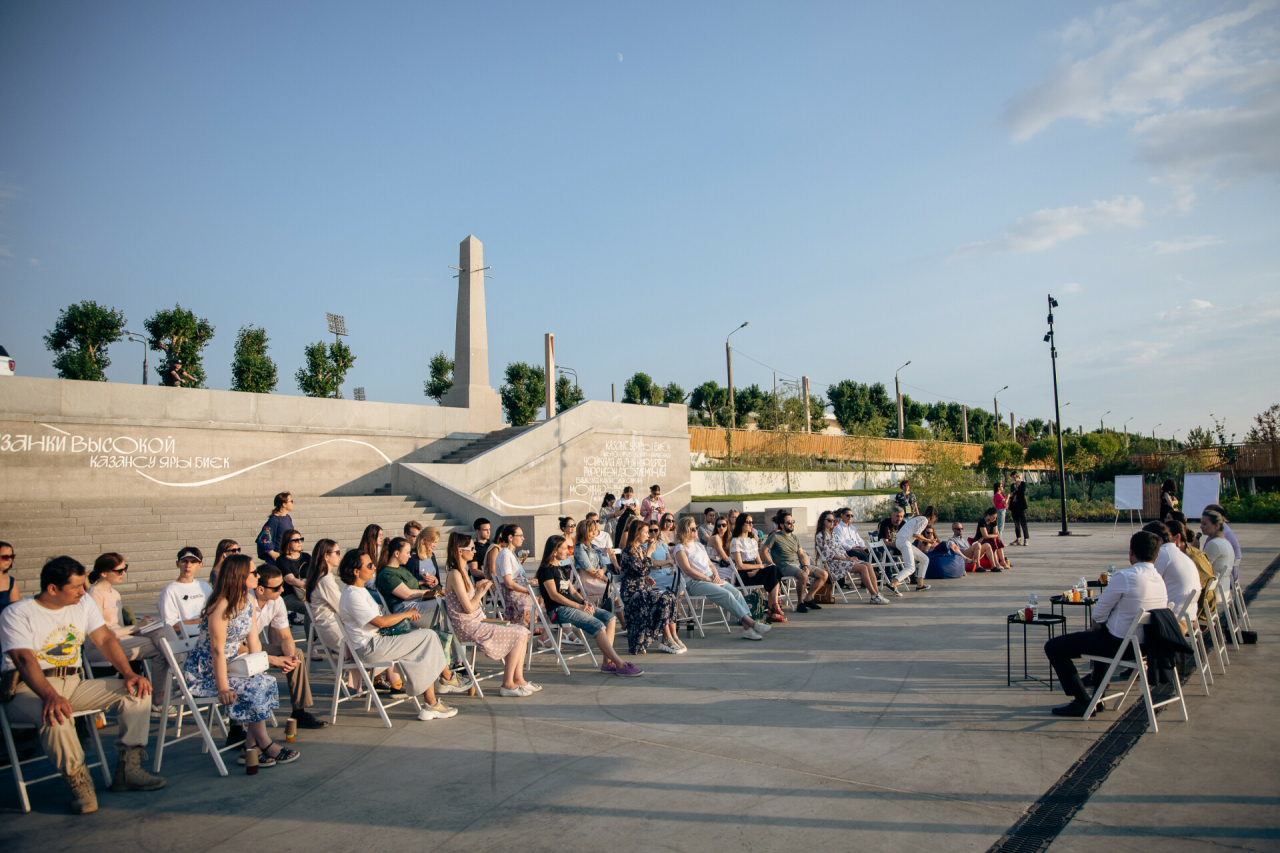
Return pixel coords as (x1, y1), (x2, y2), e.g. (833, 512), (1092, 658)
(1049, 594), (1097, 632)
(1006, 613), (1066, 689)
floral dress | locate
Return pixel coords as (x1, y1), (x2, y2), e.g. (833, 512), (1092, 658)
(444, 587), (530, 661)
(495, 550), (534, 627)
(184, 604), (280, 723)
(618, 545), (676, 655)
(812, 532), (851, 581)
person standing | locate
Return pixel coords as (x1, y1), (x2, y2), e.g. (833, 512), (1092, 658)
(893, 480), (918, 517)
(257, 492), (294, 565)
(640, 485), (666, 525)
(1159, 479), (1180, 520)
(993, 483), (1008, 538)
(1008, 472), (1029, 546)
(1, 557), (166, 814)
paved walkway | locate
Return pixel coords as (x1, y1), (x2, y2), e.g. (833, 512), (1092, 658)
(3, 522), (1277, 851)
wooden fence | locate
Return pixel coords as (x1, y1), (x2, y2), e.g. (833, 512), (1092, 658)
(1129, 443), (1280, 477)
(688, 427), (986, 466)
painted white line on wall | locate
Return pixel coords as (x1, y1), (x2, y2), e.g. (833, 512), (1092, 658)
(38, 423), (73, 436)
(134, 439), (392, 488)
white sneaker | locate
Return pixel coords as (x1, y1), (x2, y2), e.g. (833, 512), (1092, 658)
(753, 621), (772, 634)
(870, 595), (890, 605)
(742, 627), (764, 640)
(658, 642), (685, 654)
(500, 685), (533, 697)
(417, 702), (458, 720)
(436, 675), (468, 694)
(887, 585), (904, 597)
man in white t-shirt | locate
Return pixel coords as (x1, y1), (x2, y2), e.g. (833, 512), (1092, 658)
(1043, 531), (1169, 717)
(157, 546), (213, 631)
(1150, 521), (1202, 623)
(834, 508), (869, 561)
(249, 565), (326, 730)
(0, 556), (166, 813)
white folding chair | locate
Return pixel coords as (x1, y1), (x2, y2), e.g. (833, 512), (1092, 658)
(813, 549), (856, 603)
(1213, 572), (1243, 651)
(1, 655), (112, 814)
(330, 620), (423, 728)
(672, 569), (732, 638)
(526, 593), (599, 676)
(152, 635), (231, 776)
(1082, 611), (1187, 732)
(1173, 592), (1211, 696)
(1200, 577), (1231, 670)
(866, 542), (898, 590)
(1230, 558), (1251, 631)
(434, 606), (493, 698)
(304, 602), (367, 718)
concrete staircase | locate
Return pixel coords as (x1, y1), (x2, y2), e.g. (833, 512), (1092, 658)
(434, 425), (533, 464)
(0, 495), (470, 605)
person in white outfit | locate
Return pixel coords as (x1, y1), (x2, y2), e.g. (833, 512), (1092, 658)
(889, 505), (936, 595)
(1148, 520), (1201, 624)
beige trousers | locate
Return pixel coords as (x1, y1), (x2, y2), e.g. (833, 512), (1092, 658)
(7, 674), (151, 775)
(261, 642), (312, 710)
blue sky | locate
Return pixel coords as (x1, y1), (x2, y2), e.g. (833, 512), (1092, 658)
(1, 1), (1277, 440)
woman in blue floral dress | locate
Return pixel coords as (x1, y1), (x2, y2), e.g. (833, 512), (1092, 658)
(184, 555), (296, 766)
(617, 518), (683, 656)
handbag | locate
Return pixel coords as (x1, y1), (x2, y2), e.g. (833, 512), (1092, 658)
(813, 578), (835, 604)
(379, 618), (414, 637)
(744, 591), (767, 622)
(226, 651), (269, 677)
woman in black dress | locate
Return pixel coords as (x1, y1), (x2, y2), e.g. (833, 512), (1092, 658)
(617, 518), (683, 655)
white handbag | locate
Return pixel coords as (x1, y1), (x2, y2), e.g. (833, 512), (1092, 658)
(226, 651), (269, 677)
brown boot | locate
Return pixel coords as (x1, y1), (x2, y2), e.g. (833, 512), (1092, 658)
(110, 745), (167, 792)
(62, 766), (99, 814)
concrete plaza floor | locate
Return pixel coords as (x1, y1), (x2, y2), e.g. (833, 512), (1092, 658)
(3, 522), (1278, 852)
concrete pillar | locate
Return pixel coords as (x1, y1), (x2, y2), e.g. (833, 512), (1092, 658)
(544, 333), (555, 422)
(802, 376), (811, 433)
(1010, 412), (1015, 441)
(440, 235), (503, 430)
(962, 405), (969, 443)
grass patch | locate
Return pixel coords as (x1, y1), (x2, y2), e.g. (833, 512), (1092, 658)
(691, 488), (897, 502)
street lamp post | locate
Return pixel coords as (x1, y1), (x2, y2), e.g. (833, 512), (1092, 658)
(993, 385), (1008, 441)
(124, 331), (148, 385)
(1124, 416), (1133, 448)
(1043, 295), (1070, 536)
(895, 361), (912, 439)
(1152, 423), (1161, 443)
(726, 322), (748, 429)
(1101, 411), (1110, 433)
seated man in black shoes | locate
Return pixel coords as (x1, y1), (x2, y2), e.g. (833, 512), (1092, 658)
(0, 557), (166, 814)
(1043, 531), (1168, 717)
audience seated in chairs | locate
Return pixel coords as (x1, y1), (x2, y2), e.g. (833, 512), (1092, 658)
(304, 538), (347, 665)
(208, 538), (240, 589)
(274, 529), (310, 624)
(490, 524), (536, 628)
(407, 526), (443, 586)
(1042, 531), (1169, 717)
(1200, 510), (1235, 586)
(442, 532), (536, 697)
(337, 549), (458, 722)
(574, 518), (611, 602)
(617, 518), (683, 655)
(182, 555), (297, 767)
(834, 508), (870, 562)
(377, 536), (439, 619)
(813, 511), (887, 604)
(535, 535), (640, 676)
(705, 517), (734, 578)
(875, 506), (905, 546)
(250, 565), (326, 730)
(697, 507), (719, 547)
(672, 518), (771, 639)
(765, 511), (827, 613)
(0, 556), (166, 814)
(731, 514), (786, 623)
(1146, 521), (1202, 626)
(972, 509), (1011, 570)
(158, 546), (212, 635)
(84, 552), (168, 709)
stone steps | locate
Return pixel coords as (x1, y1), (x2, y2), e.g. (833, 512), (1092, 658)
(435, 425), (533, 464)
(0, 494), (472, 603)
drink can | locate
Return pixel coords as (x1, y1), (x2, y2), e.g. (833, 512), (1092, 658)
(285, 718), (297, 743)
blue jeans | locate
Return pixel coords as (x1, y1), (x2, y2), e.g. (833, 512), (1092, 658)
(997, 509), (1007, 537)
(552, 605), (616, 638)
(685, 578), (750, 622)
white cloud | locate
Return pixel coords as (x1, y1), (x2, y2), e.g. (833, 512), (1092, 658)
(1190, 298), (1213, 309)
(1063, 282), (1083, 293)
(953, 196), (1144, 257)
(1148, 234), (1224, 252)
(1006, 1), (1280, 205)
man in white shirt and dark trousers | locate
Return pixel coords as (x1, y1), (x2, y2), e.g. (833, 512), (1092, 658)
(0, 557), (166, 814)
(1043, 531), (1169, 717)
(834, 508), (870, 562)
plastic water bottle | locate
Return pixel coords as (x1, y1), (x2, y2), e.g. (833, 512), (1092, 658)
(1107, 564), (1116, 578)
(1030, 592), (1039, 619)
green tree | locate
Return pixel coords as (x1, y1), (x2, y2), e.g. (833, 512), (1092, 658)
(143, 304), (215, 388)
(1246, 404), (1279, 444)
(662, 382), (686, 404)
(827, 380), (893, 434)
(555, 375), (584, 413)
(733, 384), (767, 424)
(903, 424), (930, 440)
(689, 381), (730, 426)
(622, 372), (662, 405)
(423, 351), (454, 403)
(43, 300), (126, 381)
(979, 440), (1026, 482)
(229, 326), (277, 393)
(500, 362), (546, 426)
(294, 340), (355, 398)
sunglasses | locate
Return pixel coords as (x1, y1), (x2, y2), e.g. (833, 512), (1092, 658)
(0, 553), (14, 561)
(250, 570), (260, 576)
(327, 548), (341, 555)
(113, 565), (129, 573)
(287, 537), (304, 545)
(264, 583), (284, 592)
(715, 523), (727, 529)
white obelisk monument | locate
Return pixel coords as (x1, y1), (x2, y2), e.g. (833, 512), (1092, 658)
(440, 235), (504, 431)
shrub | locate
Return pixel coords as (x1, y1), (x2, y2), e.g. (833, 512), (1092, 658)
(1220, 493), (1280, 523)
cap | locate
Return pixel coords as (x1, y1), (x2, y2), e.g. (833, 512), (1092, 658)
(177, 546), (204, 562)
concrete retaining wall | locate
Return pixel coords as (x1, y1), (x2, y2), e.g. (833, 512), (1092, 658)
(693, 469), (908, 496)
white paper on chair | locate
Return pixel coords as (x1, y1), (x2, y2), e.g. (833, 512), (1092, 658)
(1183, 472), (1221, 519)
(1114, 475), (1144, 511)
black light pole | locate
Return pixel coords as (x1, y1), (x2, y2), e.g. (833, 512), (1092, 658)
(1044, 295), (1070, 536)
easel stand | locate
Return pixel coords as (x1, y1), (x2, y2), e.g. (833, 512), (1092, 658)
(1113, 509), (1142, 531)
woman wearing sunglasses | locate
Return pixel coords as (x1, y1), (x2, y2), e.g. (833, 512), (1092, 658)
(209, 539), (241, 589)
(0, 541), (18, 618)
(86, 552), (170, 707)
(705, 519), (734, 579)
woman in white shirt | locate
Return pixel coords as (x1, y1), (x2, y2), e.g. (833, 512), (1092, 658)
(730, 514), (785, 622)
(337, 549), (457, 722)
(891, 506), (936, 594)
(672, 519), (770, 640)
(304, 538), (345, 660)
(1200, 510), (1235, 584)
(85, 552), (168, 704)
(491, 525), (535, 628)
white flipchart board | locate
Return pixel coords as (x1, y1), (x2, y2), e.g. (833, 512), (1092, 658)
(1114, 475), (1144, 511)
(1183, 472), (1221, 519)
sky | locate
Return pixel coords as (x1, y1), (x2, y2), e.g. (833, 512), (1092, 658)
(1, 1), (1277, 441)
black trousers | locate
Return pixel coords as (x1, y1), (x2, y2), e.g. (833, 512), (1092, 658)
(1044, 628), (1124, 701)
(740, 565), (782, 592)
(1010, 508), (1029, 541)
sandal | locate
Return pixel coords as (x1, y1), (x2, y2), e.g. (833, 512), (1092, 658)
(263, 744), (300, 765)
